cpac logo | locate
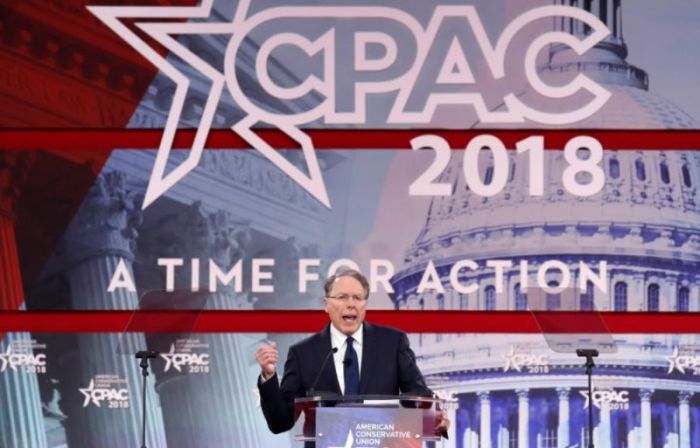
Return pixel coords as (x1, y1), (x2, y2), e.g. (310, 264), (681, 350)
(79, 380), (129, 408)
(161, 344), (210, 373)
(503, 345), (549, 373)
(0, 346), (46, 373)
(580, 389), (629, 410)
(89, 1), (611, 210)
(666, 347), (700, 375)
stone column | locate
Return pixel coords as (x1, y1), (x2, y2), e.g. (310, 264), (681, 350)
(438, 391), (457, 443)
(659, 277), (674, 312)
(505, 271), (515, 309)
(689, 281), (700, 312)
(0, 153), (49, 448)
(597, 397), (611, 448)
(0, 153), (27, 311)
(138, 202), (264, 447)
(516, 389), (529, 448)
(479, 391), (491, 448)
(679, 391), (692, 448)
(640, 389), (654, 448)
(57, 172), (166, 447)
(557, 388), (570, 448)
(595, 267), (610, 311)
(628, 273), (645, 311)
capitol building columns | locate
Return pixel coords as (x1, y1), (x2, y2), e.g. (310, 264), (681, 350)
(516, 389), (529, 448)
(689, 282), (700, 311)
(597, 396), (611, 448)
(0, 154), (48, 448)
(504, 272), (517, 309)
(591, 269), (607, 311)
(639, 388), (654, 448)
(659, 278), (674, 312)
(679, 391), (692, 448)
(628, 273), (645, 311)
(478, 391), (492, 448)
(56, 172), (166, 448)
(445, 398), (457, 442)
(556, 388), (570, 448)
(446, 385), (700, 448)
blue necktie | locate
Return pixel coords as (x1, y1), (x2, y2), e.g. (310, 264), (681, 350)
(344, 337), (360, 396)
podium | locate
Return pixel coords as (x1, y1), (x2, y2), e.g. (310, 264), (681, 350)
(294, 395), (443, 447)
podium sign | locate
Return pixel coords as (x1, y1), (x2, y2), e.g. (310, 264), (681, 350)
(295, 395), (442, 446)
(316, 407), (424, 448)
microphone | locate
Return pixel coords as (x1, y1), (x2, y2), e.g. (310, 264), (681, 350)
(135, 351), (159, 359)
(307, 347), (338, 396)
(576, 349), (599, 358)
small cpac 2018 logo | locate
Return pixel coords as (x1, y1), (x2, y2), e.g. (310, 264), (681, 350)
(0, 346), (47, 374)
(666, 347), (700, 375)
(160, 344), (211, 373)
(88, 1), (611, 210)
(79, 379), (129, 408)
(503, 345), (549, 373)
(580, 388), (629, 411)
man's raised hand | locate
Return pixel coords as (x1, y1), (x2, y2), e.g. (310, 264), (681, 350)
(256, 341), (278, 381)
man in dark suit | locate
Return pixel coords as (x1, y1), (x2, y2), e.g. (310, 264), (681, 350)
(256, 269), (449, 443)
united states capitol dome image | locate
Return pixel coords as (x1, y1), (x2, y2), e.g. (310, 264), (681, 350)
(390, 1), (700, 447)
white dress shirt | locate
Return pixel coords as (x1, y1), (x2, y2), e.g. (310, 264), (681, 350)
(329, 323), (363, 395)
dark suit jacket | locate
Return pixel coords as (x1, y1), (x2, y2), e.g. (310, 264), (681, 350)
(258, 321), (433, 440)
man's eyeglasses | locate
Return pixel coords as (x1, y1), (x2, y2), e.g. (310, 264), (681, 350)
(327, 294), (367, 303)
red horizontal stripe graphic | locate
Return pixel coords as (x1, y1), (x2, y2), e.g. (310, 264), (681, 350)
(1, 129), (700, 150)
(0, 310), (698, 334)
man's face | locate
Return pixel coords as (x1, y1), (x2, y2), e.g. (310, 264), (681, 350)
(324, 276), (367, 336)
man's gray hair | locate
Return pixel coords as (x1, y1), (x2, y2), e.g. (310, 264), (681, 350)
(323, 269), (370, 299)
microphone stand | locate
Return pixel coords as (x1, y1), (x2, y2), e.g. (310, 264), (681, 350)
(135, 351), (159, 448)
(577, 349), (599, 448)
(306, 347), (338, 397)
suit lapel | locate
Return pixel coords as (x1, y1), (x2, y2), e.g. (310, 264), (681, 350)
(316, 324), (341, 395)
(359, 322), (375, 394)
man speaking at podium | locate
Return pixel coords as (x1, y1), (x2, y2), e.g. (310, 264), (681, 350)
(256, 269), (449, 443)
